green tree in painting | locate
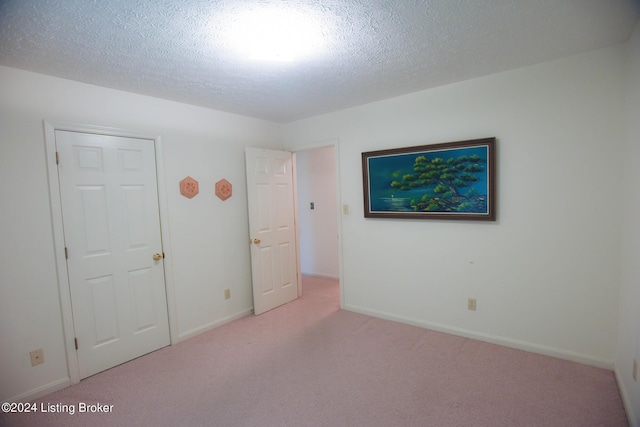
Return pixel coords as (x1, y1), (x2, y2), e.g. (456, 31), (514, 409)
(390, 154), (486, 212)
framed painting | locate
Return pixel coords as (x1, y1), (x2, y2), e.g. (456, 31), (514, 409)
(362, 137), (496, 221)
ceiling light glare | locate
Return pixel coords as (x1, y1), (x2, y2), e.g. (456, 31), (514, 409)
(228, 7), (326, 62)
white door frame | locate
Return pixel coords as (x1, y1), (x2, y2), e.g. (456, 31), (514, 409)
(44, 120), (178, 384)
(289, 138), (344, 309)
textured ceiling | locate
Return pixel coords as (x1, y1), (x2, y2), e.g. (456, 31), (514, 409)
(0, 0), (638, 123)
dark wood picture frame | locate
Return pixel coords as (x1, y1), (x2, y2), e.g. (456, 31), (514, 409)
(362, 137), (496, 221)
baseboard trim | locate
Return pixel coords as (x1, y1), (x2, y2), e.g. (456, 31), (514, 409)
(176, 308), (253, 342)
(301, 272), (339, 280)
(3, 377), (70, 404)
(343, 304), (614, 369)
(614, 365), (638, 427)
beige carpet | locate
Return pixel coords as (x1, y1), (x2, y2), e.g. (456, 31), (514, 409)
(0, 276), (628, 426)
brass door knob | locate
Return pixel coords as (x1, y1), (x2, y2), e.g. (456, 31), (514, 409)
(153, 253), (163, 261)
(253, 238), (261, 245)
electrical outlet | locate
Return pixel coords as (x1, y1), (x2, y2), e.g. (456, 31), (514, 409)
(633, 359), (637, 382)
(468, 298), (477, 311)
(224, 289), (231, 300)
(30, 348), (44, 366)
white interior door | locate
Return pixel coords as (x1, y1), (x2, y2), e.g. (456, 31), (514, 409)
(56, 130), (170, 379)
(245, 147), (299, 315)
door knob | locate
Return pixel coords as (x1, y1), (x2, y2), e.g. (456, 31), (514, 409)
(153, 253), (163, 261)
(253, 238), (261, 245)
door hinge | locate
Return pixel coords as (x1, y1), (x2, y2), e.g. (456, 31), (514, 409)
(74, 338), (78, 350)
(65, 247), (69, 259)
(56, 151), (60, 165)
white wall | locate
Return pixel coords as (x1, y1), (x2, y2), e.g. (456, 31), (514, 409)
(295, 146), (339, 278)
(617, 21), (640, 427)
(284, 45), (625, 367)
(0, 66), (283, 402)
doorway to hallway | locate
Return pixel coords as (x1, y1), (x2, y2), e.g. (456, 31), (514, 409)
(294, 146), (340, 287)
